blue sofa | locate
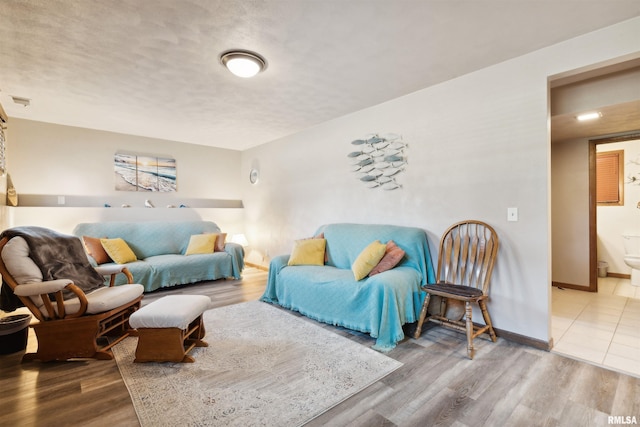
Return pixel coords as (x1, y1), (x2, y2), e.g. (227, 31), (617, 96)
(73, 221), (244, 292)
(261, 223), (435, 351)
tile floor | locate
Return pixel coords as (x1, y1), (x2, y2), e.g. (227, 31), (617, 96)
(552, 276), (640, 378)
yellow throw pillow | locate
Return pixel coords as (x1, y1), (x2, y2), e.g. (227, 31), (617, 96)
(100, 238), (137, 264)
(352, 240), (387, 280)
(288, 238), (326, 266)
(185, 233), (218, 255)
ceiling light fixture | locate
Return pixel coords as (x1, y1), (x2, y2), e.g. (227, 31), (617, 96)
(220, 50), (267, 78)
(576, 111), (602, 121)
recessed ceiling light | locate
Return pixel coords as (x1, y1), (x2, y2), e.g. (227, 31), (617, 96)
(576, 111), (602, 121)
(220, 50), (267, 78)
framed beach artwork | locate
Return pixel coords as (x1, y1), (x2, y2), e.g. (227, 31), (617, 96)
(114, 153), (177, 192)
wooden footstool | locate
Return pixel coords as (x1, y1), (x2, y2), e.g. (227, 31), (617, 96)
(129, 295), (210, 363)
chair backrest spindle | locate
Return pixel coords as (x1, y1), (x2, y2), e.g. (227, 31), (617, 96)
(436, 220), (498, 294)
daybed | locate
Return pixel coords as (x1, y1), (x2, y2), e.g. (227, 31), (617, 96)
(261, 223), (435, 351)
(73, 221), (244, 292)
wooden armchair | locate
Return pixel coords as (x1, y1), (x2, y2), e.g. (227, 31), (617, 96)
(0, 229), (144, 362)
(414, 220), (499, 359)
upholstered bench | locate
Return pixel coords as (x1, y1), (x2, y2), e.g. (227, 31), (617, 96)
(129, 295), (210, 363)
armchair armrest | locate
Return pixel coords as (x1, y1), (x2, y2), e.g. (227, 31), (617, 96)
(261, 255), (290, 304)
(14, 280), (89, 319)
(224, 242), (245, 279)
(94, 265), (134, 286)
(269, 254), (290, 273)
(13, 279), (73, 297)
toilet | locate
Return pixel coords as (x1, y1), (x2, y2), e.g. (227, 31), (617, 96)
(622, 234), (640, 286)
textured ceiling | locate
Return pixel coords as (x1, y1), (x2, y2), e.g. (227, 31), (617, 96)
(1, 1), (639, 151)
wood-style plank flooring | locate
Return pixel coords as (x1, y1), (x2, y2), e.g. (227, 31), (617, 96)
(1, 268), (638, 426)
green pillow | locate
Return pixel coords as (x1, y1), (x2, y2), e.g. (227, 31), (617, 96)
(352, 240), (387, 280)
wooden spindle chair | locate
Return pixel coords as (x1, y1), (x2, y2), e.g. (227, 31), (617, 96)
(414, 220), (499, 359)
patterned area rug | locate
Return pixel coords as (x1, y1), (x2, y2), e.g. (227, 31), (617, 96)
(113, 300), (403, 426)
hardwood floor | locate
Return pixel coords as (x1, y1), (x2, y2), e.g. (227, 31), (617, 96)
(1, 268), (638, 426)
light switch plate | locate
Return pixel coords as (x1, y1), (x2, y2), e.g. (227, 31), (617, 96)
(507, 207), (518, 222)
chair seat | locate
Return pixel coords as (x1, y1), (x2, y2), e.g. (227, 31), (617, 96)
(423, 282), (484, 299)
(63, 284), (145, 315)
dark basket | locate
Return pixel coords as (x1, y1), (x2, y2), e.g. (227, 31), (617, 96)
(0, 314), (31, 354)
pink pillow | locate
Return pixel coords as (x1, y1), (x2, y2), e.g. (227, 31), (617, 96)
(215, 233), (227, 252)
(315, 232), (328, 263)
(369, 240), (405, 276)
(82, 235), (112, 265)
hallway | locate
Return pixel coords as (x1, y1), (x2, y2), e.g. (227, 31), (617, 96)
(552, 277), (640, 378)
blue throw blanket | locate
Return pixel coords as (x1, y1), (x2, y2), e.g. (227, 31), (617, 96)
(261, 223), (435, 351)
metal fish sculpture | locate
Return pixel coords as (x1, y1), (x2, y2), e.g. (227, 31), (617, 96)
(382, 182), (401, 190)
(381, 133), (401, 141)
(362, 145), (376, 154)
(347, 133), (407, 190)
(383, 168), (403, 177)
(384, 154), (404, 163)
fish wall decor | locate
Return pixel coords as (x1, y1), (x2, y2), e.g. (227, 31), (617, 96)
(348, 133), (407, 190)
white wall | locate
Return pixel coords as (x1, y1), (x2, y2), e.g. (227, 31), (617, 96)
(241, 17), (640, 344)
(598, 139), (640, 274)
(4, 119), (245, 235)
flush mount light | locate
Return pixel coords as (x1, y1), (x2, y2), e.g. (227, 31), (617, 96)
(220, 50), (267, 78)
(576, 111), (602, 121)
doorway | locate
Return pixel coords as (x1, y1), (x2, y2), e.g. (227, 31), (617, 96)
(591, 134), (640, 290)
(549, 59), (640, 376)
(550, 58), (640, 291)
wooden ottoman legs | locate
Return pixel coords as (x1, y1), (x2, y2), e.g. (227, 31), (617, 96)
(134, 315), (208, 363)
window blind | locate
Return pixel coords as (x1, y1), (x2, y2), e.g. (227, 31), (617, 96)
(596, 151), (622, 205)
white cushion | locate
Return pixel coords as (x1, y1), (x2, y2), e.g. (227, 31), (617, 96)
(62, 284), (144, 316)
(2, 236), (45, 307)
(14, 279), (72, 297)
(129, 295), (211, 330)
(1, 237), (43, 284)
